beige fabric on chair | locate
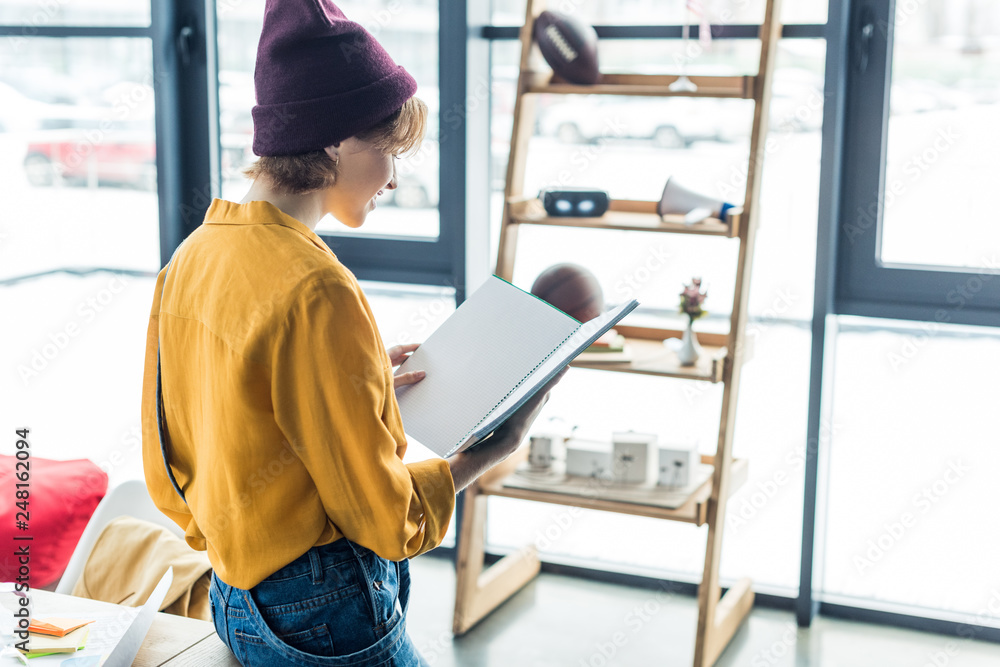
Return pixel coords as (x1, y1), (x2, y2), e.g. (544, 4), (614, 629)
(71, 515), (213, 620)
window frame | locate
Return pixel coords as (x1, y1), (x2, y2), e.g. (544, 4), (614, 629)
(834, 0), (1000, 328)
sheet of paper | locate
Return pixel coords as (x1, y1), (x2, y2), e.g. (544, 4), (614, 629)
(102, 568), (173, 667)
(395, 276), (579, 457)
(1, 607), (138, 666)
(462, 299), (639, 452)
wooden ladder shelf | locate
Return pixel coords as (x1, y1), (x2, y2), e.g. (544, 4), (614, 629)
(453, 2), (782, 665)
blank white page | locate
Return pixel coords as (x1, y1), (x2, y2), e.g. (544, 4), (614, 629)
(395, 276), (579, 457)
(466, 298), (638, 449)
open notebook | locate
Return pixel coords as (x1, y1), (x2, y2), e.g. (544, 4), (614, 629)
(395, 276), (638, 458)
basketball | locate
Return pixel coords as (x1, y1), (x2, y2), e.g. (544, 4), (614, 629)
(530, 263), (604, 322)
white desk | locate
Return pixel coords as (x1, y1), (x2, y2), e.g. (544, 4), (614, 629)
(7, 590), (240, 666)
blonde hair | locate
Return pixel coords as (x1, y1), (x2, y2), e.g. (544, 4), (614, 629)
(242, 96), (427, 195)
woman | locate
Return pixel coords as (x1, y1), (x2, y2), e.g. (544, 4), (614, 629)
(140, 1), (564, 664)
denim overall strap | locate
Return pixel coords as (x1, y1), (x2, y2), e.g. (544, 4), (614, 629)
(156, 258), (186, 503)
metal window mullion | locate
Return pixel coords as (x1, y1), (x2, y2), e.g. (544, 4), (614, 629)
(151, 0), (219, 266)
(440, 0), (468, 304)
(795, 0), (852, 628)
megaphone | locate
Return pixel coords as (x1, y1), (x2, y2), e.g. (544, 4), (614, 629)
(657, 177), (737, 223)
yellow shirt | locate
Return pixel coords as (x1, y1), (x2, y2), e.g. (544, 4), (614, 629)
(140, 198), (455, 590)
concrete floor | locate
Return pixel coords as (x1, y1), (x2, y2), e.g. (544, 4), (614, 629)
(404, 556), (1000, 667)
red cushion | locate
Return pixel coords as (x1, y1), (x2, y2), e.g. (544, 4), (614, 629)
(1, 456), (108, 588)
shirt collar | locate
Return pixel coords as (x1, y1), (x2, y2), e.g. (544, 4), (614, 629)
(202, 198), (334, 257)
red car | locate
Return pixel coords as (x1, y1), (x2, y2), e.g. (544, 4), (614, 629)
(23, 117), (157, 190)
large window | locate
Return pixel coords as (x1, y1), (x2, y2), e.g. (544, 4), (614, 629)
(818, 0), (1000, 627)
(822, 316), (1000, 624)
(0, 38), (159, 280)
(837, 0), (1000, 326)
(0, 8), (160, 484)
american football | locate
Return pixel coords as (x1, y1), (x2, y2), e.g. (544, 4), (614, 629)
(533, 10), (600, 85)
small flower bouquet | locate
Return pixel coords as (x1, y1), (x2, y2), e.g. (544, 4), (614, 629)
(675, 277), (707, 366)
(679, 277), (708, 323)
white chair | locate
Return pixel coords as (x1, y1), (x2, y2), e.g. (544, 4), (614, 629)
(56, 479), (183, 594)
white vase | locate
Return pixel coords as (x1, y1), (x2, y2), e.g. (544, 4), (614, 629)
(676, 319), (702, 366)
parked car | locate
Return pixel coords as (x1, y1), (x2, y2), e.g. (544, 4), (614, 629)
(23, 114), (156, 190)
(536, 95), (744, 147)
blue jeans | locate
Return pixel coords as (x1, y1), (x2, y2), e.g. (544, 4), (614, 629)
(209, 538), (429, 666)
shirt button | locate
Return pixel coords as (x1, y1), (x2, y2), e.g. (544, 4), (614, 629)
(373, 580), (382, 591)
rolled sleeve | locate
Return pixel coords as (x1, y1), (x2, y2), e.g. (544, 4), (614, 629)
(272, 276), (455, 560)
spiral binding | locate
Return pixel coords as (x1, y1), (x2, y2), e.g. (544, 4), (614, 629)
(451, 325), (581, 451)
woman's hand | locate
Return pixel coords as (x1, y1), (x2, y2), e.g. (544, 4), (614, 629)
(388, 343), (426, 390)
(446, 366), (569, 492)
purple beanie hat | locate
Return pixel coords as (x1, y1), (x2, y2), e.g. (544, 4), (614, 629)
(251, 0), (418, 156)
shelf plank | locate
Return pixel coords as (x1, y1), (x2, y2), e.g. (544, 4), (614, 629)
(571, 336), (727, 382)
(479, 457), (748, 528)
(508, 198), (739, 237)
(481, 476), (707, 523)
(525, 72), (757, 99)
